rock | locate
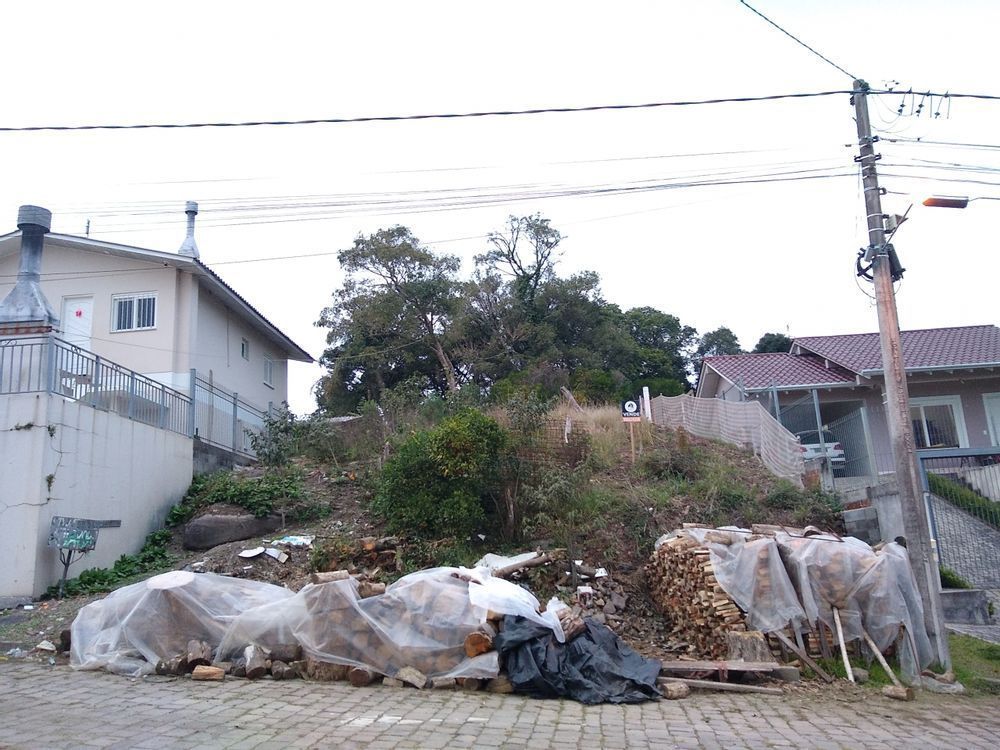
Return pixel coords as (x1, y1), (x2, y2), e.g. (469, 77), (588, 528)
(182, 512), (284, 551)
(486, 675), (514, 694)
(382, 677), (404, 688)
(853, 668), (869, 684)
(603, 602), (617, 615)
(920, 676), (966, 694)
(591, 613), (607, 625)
(773, 666), (800, 683)
(610, 592), (628, 610)
(58, 629), (72, 653)
(34, 640), (56, 653)
(395, 666), (427, 689)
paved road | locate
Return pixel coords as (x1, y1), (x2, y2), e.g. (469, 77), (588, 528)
(1, 662), (998, 749)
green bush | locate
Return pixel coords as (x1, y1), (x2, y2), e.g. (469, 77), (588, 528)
(940, 566), (973, 589)
(639, 444), (704, 482)
(373, 410), (508, 539)
(168, 469), (304, 524)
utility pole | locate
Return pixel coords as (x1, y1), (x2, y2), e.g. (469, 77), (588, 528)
(852, 79), (950, 670)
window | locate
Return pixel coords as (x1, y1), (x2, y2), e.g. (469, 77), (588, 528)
(909, 396), (968, 449)
(111, 293), (156, 332)
(263, 355), (274, 387)
(241, 338), (250, 360)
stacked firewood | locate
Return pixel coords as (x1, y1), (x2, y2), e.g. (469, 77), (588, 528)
(645, 530), (747, 658)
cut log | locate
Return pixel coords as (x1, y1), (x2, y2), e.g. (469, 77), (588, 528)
(456, 677), (483, 691)
(431, 677), (456, 690)
(244, 645), (268, 680)
(494, 550), (563, 579)
(661, 682), (690, 699)
(464, 623), (498, 657)
(305, 659), (349, 681)
(231, 657), (247, 678)
(360, 536), (399, 553)
(191, 665), (225, 681)
(268, 644), (303, 663)
(155, 654), (188, 676)
(348, 666), (377, 687)
(186, 639), (213, 671)
(311, 570), (352, 584)
(658, 677), (784, 696)
(485, 675), (514, 694)
(881, 685), (915, 701)
(270, 660), (299, 680)
(357, 581), (386, 599)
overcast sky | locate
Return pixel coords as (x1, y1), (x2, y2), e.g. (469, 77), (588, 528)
(2, 1), (998, 413)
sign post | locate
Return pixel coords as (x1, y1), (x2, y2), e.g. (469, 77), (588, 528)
(47, 516), (121, 597)
(621, 398), (642, 466)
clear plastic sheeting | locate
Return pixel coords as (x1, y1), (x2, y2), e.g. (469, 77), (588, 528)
(217, 567), (563, 680)
(776, 535), (933, 679)
(685, 528), (807, 634)
(70, 571), (295, 676)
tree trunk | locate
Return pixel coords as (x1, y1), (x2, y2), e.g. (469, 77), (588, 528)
(431, 339), (459, 392)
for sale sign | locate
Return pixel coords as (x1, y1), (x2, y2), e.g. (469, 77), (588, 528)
(621, 398), (642, 423)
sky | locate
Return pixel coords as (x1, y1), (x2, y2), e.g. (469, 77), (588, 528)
(1, 1), (998, 414)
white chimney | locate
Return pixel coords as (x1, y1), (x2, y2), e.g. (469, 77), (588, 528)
(178, 200), (200, 259)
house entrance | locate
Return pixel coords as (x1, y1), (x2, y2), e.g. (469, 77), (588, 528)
(61, 295), (93, 350)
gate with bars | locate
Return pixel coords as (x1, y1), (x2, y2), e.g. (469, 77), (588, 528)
(919, 447), (1000, 590)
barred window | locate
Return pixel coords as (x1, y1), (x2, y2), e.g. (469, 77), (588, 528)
(111, 293), (156, 332)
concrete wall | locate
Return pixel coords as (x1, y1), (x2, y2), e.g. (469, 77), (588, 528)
(0, 392), (192, 600)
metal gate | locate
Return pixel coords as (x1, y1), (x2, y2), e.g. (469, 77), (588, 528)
(920, 448), (1000, 589)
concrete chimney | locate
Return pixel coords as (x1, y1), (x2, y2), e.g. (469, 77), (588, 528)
(0, 205), (59, 332)
(178, 200), (200, 259)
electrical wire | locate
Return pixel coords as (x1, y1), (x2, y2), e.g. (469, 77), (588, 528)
(738, 1), (858, 80)
(0, 90), (857, 132)
(882, 137), (1000, 151)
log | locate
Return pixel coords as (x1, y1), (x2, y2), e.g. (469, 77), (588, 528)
(861, 629), (903, 688)
(270, 660), (299, 680)
(305, 659), (349, 681)
(244, 645), (268, 680)
(485, 675), (514, 694)
(311, 570), (352, 584)
(191, 665), (225, 681)
(494, 550), (562, 579)
(186, 639), (213, 671)
(660, 660), (783, 674)
(357, 581), (386, 599)
(658, 677), (784, 696)
(772, 631), (834, 683)
(360, 536), (399, 553)
(268, 644), (302, 664)
(348, 666), (377, 687)
(431, 677), (456, 690)
(464, 623), (498, 657)
(661, 682), (690, 699)
(456, 677), (483, 691)
(155, 654), (188, 676)
(231, 658), (247, 678)
(881, 685), (915, 702)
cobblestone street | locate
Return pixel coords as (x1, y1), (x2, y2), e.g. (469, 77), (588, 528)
(1, 662), (998, 749)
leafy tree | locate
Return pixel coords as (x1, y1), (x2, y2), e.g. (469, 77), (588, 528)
(692, 326), (743, 384)
(476, 214), (561, 311)
(752, 332), (793, 353)
(316, 227), (463, 411)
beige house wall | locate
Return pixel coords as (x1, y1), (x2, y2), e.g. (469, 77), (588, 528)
(0, 392), (192, 600)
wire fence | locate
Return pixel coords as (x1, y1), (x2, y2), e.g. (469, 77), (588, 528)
(650, 393), (804, 486)
(192, 375), (268, 458)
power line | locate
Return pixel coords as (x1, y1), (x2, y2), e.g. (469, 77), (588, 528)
(882, 136), (1000, 151)
(738, 1), (858, 80)
(0, 90), (856, 132)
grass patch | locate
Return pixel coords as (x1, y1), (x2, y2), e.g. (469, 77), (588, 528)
(928, 473), (1000, 531)
(950, 633), (1000, 695)
(167, 468), (306, 525)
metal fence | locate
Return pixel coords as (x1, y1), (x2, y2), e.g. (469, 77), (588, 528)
(0, 335), (191, 436)
(193, 374), (268, 456)
(650, 393), (804, 485)
(920, 448), (1000, 589)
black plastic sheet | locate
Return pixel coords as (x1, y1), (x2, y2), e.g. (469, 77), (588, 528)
(495, 616), (662, 704)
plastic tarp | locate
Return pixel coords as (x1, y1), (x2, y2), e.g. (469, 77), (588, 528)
(685, 528), (807, 634)
(217, 567), (564, 680)
(70, 571), (295, 677)
(776, 534), (933, 679)
(495, 615), (662, 704)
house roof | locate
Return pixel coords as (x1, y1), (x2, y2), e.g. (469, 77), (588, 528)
(794, 324), (1000, 374)
(703, 352), (857, 391)
(0, 230), (313, 362)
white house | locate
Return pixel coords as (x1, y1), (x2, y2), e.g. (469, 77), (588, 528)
(0, 202), (312, 417)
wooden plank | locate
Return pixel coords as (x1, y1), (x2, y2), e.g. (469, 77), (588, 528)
(772, 631), (834, 683)
(660, 660), (782, 673)
(832, 608), (854, 683)
(657, 677), (784, 696)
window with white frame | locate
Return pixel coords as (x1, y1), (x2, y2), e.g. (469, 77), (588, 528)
(909, 395), (968, 449)
(111, 293), (156, 332)
(263, 355), (274, 387)
(241, 338), (250, 360)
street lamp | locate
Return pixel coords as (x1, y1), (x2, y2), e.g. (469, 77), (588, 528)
(923, 195), (1000, 209)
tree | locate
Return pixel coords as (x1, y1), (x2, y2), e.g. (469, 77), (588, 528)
(315, 227), (463, 412)
(476, 214), (562, 312)
(692, 326), (743, 384)
(752, 332), (793, 353)
(623, 307), (697, 385)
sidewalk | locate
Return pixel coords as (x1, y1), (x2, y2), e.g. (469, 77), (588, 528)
(1, 661), (998, 749)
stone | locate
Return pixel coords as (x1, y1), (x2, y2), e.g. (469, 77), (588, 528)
(852, 668), (869, 684)
(382, 677), (404, 688)
(395, 666), (427, 689)
(182, 512), (284, 551)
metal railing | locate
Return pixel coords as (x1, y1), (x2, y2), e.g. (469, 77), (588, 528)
(0, 335), (192, 436)
(192, 374), (268, 457)
(920, 448), (1000, 590)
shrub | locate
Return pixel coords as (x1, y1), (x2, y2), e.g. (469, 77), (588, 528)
(46, 530), (173, 598)
(928, 473), (1000, 531)
(940, 566), (973, 589)
(373, 411), (508, 539)
(168, 469), (304, 523)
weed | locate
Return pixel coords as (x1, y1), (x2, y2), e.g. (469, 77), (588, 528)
(46, 529), (174, 598)
(168, 468), (305, 525)
(939, 566), (973, 589)
(928, 473), (1000, 531)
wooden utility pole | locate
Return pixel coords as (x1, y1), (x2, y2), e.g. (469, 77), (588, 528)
(852, 79), (950, 670)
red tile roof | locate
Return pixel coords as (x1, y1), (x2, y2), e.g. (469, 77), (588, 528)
(703, 352), (856, 390)
(794, 324), (1000, 373)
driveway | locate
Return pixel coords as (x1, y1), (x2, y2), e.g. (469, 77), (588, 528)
(0, 661), (997, 749)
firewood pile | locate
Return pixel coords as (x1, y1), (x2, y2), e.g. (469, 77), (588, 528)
(645, 529), (747, 658)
